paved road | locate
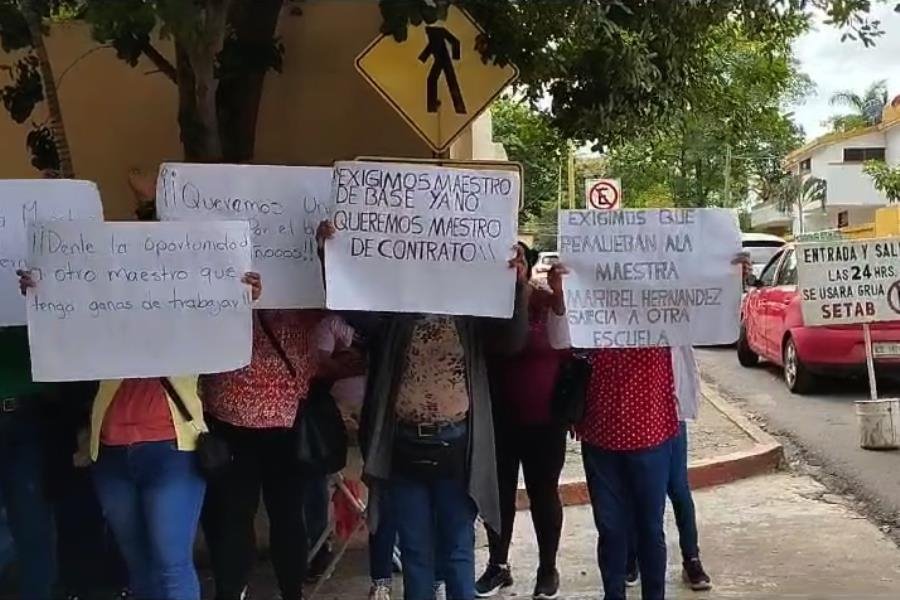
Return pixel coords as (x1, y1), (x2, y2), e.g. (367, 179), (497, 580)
(697, 347), (900, 523)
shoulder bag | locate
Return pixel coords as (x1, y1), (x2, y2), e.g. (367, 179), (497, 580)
(257, 314), (348, 475)
(159, 377), (231, 479)
(551, 352), (592, 426)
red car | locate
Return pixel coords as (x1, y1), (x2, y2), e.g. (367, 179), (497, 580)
(738, 243), (900, 393)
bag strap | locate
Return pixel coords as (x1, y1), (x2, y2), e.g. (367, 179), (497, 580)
(159, 377), (193, 423)
(257, 312), (298, 378)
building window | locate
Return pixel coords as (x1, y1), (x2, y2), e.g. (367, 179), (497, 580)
(838, 211), (849, 228)
(843, 147), (886, 162)
(799, 158), (811, 173)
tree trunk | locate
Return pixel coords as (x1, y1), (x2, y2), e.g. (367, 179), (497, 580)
(22, 1), (74, 178)
(217, 0), (285, 163)
(181, 0), (233, 161)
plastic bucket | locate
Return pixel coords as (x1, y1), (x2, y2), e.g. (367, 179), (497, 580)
(855, 399), (900, 450)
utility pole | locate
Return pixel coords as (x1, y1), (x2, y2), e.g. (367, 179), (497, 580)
(723, 144), (732, 206)
(567, 143), (576, 209)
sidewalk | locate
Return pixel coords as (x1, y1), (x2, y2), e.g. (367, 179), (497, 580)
(302, 472), (900, 599)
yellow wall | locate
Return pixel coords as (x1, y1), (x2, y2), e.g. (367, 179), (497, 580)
(874, 205), (900, 237)
(0, 0), (486, 219)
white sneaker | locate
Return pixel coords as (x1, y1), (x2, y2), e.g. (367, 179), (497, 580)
(434, 580), (447, 600)
(369, 582), (392, 600)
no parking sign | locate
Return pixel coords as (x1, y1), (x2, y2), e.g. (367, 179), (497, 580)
(584, 178), (622, 210)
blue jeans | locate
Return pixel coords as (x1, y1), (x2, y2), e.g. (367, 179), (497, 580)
(0, 411), (56, 600)
(669, 422), (699, 560)
(93, 441), (205, 600)
(583, 438), (673, 600)
(390, 425), (476, 600)
(370, 487), (398, 582)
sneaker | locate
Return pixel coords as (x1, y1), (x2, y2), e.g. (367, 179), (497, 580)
(682, 558), (712, 591)
(368, 581), (392, 600)
(625, 567), (640, 588)
(434, 580), (447, 600)
(533, 567), (560, 599)
(475, 564), (514, 597)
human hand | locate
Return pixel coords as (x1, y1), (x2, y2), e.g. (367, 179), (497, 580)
(508, 244), (528, 283)
(732, 251), (753, 282)
(316, 220), (336, 250)
(242, 271), (262, 302)
(16, 269), (35, 296)
(547, 263), (570, 296)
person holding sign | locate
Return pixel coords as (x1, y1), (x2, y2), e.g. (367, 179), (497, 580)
(342, 242), (529, 600)
(18, 269), (262, 600)
(199, 306), (324, 600)
(476, 243), (569, 600)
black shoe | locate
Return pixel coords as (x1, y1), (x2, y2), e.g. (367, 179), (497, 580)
(306, 545), (333, 583)
(533, 567), (560, 600)
(682, 557), (712, 591)
(475, 563), (513, 597)
(625, 567), (639, 588)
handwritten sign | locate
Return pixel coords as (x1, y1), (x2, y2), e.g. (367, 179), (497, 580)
(156, 163), (330, 309)
(559, 209), (742, 348)
(0, 179), (103, 326)
(325, 161), (519, 317)
(797, 237), (900, 326)
(26, 221), (252, 381)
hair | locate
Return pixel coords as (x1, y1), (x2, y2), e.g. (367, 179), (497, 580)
(517, 241), (539, 278)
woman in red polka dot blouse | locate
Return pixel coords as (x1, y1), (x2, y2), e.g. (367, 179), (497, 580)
(547, 254), (751, 600)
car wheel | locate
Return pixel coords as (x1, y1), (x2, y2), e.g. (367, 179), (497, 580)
(737, 324), (759, 367)
(783, 336), (816, 394)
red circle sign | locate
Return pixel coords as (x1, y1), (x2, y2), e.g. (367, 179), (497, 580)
(588, 181), (620, 210)
(888, 280), (900, 314)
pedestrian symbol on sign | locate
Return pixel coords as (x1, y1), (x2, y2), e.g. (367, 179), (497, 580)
(420, 27), (467, 114)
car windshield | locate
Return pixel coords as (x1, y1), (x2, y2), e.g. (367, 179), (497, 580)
(744, 242), (784, 274)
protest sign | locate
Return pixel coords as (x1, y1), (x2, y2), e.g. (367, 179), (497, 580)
(156, 163), (330, 309)
(797, 237), (900, 326)
(26, 221), (252, 381)
(559, 208), (742, 348)
(0, 179), (103, 326)
(325, 161), (520, 317)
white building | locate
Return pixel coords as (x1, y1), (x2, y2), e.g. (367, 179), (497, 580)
(752, 100), (900, 235)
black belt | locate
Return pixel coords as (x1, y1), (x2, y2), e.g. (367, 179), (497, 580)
(396, 419), (466, 439)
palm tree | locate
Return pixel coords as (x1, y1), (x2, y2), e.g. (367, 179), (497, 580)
(777, 175), (826, 234)
(20, 0), (74, 178)
(827, 79), (889, 131)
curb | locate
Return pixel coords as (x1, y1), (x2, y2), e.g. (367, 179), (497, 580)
(515, 383), (785, 510)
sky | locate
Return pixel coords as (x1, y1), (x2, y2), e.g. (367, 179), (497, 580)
(792, 4), (900, 140)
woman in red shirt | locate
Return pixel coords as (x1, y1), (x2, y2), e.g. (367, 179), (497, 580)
(477, 244), (569, 600)
(547, 265), (678, 600)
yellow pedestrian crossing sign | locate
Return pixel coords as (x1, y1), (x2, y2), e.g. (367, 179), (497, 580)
(355, 6), (519, 153)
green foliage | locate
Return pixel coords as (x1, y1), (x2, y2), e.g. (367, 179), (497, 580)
(604, 25), (805, 209)
(825, 79), (889, 132)
(491, 97), (566, 243)
(776, 175), (826, 234)
(864, 160), (900, 204)
(0, 54), (42, 122)
(0, 0), (31, 51)
(26, 124), (59, 170)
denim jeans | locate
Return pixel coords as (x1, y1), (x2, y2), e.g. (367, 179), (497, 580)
(369, 487), (398, 582)
(0, 410), (56, 600)
(93, 441), (205, 600)
(390, 424), (476, 600)
(668, 422), (699, 560)
(583, 438), (673, 600)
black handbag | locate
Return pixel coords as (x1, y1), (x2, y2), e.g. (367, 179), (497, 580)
(551, 352), (592, 426)
(392, 431), (467, 482)
(159, 377), (231, 479)
(258, 314), (348, 474)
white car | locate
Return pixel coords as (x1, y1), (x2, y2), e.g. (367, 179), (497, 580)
(742, 233), (785, 278)
(532, 251), (559, 279)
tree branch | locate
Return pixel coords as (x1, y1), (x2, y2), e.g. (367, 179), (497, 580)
(141, 42), (177, 83)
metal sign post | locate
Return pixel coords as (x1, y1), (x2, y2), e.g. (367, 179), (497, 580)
(863, 322), (878, 401)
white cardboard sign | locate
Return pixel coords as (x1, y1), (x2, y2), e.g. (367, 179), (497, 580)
(325, 161), (520, 317)
(156, 163), (330, 309)
(26, 221), (252, 381)
(0, 179), (103, 326)
(797, 237), (900, 326)
(559, 208), (742, 348)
